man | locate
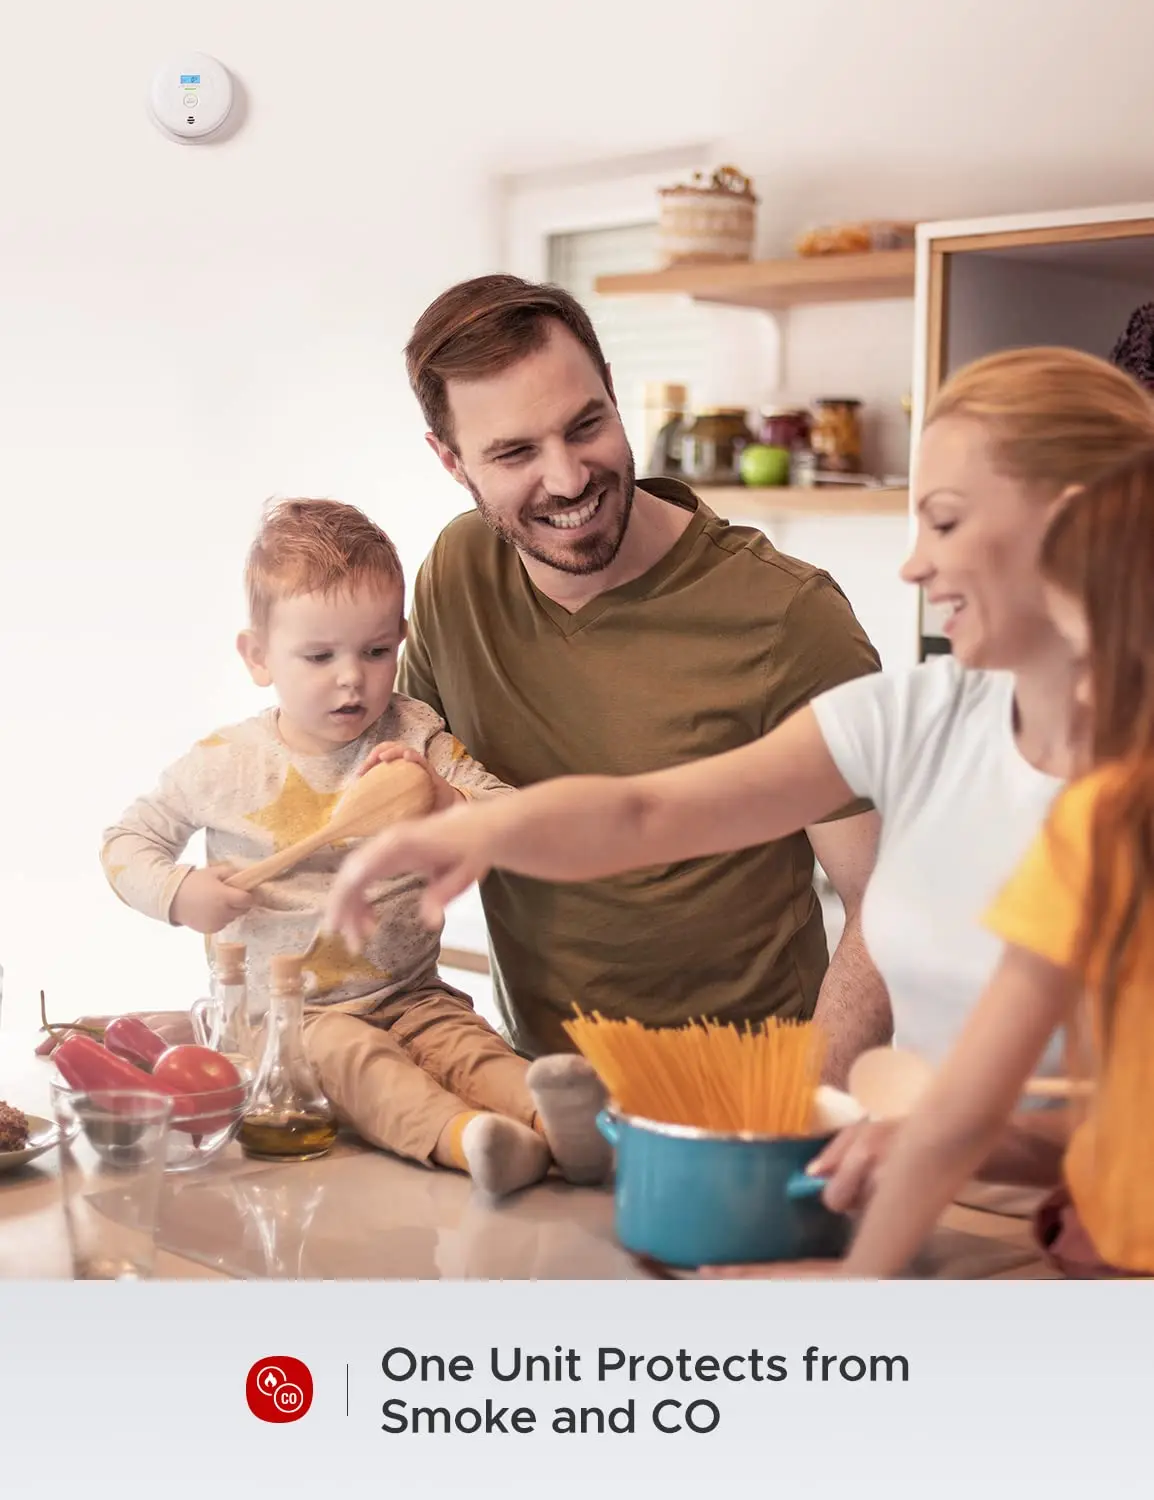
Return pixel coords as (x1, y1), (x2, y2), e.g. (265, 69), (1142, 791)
(395, 273), (891, 1083)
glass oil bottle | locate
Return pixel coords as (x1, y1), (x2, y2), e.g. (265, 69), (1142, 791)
(237, 953), (338, 1161)
(213, 940), (260, 1070)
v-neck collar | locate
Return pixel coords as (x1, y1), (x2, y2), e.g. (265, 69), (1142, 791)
(522, 481), (711, 637)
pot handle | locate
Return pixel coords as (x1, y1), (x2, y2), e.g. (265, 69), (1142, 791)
(785, 1170), (828, 1201)
(595, 1108), (620, 1147)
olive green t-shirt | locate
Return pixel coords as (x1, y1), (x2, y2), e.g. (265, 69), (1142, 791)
(398, 479), (880, 1056)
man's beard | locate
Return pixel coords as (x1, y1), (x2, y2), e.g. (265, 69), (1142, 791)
(465, 453), (636, 576)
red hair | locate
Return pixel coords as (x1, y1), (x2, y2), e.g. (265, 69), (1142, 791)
(1039, 447), (1154, 1043)
(245, 499), (404, 627)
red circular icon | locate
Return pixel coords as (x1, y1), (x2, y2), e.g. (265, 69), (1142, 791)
(246, 1356), (314, 1423)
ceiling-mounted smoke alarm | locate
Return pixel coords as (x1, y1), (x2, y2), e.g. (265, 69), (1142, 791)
(149, 53), (234, 143)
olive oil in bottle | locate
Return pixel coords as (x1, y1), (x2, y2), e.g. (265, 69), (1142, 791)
(238, 953), (338, 1162)
(237, 1112), (337, 1159)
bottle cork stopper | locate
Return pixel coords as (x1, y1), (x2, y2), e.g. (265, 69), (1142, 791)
(214, 941), (246, 977)
(270, 953), (305, 989)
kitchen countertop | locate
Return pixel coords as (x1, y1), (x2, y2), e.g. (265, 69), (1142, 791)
(0, 1035), (1057, 1281)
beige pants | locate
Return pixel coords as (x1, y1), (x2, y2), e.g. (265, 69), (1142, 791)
(302, 988), (535, 1166)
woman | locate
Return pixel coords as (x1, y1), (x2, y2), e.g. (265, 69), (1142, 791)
(325, 346), (1154, 1212)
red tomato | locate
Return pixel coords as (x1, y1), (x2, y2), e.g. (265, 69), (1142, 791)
(153, 1045), (246, 1135)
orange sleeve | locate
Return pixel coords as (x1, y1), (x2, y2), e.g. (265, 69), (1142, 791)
(983, 775), (1101, 973)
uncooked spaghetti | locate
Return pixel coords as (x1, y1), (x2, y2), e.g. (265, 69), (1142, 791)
(563, 1010), (826, 1135)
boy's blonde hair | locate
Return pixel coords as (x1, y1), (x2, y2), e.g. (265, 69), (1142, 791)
(245, 499), (404, 628)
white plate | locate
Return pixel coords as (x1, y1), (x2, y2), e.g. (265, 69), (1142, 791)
(0, 1114), (64, 1174)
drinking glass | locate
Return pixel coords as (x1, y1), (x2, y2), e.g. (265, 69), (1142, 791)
(52, 1088), (173, 1280)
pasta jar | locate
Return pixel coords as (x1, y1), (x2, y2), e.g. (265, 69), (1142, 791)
(810, 398), (863, 474)
(680, 408), (753, 484)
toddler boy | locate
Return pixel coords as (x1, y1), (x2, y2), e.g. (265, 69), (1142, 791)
(101, 499), (608, 1195)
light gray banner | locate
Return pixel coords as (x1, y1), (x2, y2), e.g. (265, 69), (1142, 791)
(1, 1280), (1147, 1497)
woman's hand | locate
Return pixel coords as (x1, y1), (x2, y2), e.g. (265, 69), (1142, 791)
(808, 1119), (901, 1213)
(359, 742), (460, 812)
(325, 806), (494, 949)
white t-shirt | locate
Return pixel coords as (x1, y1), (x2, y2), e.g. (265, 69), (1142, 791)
(811, 656), (1064, 1070)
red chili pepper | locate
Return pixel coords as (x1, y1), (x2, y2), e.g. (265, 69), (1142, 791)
(103, 1016), (168, 1072)
(53, 1035), (169, 1097)
(36, 1028), (85, 1058)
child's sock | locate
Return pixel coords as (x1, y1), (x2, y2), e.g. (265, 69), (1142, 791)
(459, 1114), (551, 1198)
(527, 1054), (612, 1186)
(436, 1111), (480, 1172)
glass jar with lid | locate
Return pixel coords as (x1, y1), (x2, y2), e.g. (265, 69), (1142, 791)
(810, 398), (863, 474)
(757, 407), (812, 453)
(679, 408), (753, 485)
(643, 381), (690, 478)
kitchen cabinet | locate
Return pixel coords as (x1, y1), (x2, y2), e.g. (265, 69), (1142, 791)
(912, 202), (1154, 655)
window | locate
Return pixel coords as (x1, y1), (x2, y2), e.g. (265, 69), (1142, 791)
(546, 222), (714, 466)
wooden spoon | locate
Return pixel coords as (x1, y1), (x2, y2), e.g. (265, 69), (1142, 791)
(847, 1045), (1091, 1121)
(225, 759), (436, 893)
(847, 1047), (934, 1120)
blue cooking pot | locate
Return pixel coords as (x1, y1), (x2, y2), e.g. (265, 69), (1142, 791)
(596, 1107), (851, 1268)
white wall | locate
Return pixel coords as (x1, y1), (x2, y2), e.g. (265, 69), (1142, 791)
(769, 297), (918, 672)
(6, 0), (1154, 1031)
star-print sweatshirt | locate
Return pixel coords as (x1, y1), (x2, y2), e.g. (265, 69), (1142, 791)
(100, 695), (512, 1014)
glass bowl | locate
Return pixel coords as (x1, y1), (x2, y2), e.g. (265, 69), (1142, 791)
(51, 1076), (254, 1174)
(160, 1079), (254, 1173)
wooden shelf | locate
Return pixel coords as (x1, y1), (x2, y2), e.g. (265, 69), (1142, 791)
(441, 946), (490, 976)
(701, 485), (908, 518)
(595, 249), (916, 311)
